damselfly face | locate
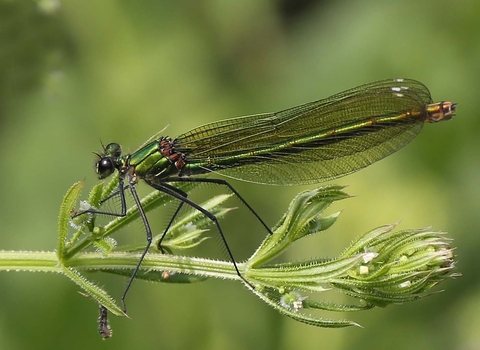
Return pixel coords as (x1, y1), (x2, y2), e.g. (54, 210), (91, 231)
(95, 142), (122, 179)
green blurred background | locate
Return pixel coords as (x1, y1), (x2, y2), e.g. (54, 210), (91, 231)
(0, 0), (477, 349)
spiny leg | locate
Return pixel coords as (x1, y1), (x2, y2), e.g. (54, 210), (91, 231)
(72, 175), (128, 219)
(99, 183), (130, 205)
(144, 178), (255, 290)
(164, 177), (273, 235)
(71, 174), (152, 313)
(156, 182), (188, 253)
(121, 174), (153, 313)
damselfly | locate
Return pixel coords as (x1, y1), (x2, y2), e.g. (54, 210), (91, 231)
(74, 78), (455, 312)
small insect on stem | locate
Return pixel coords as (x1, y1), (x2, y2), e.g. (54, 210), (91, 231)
(73, 78), (456, 314)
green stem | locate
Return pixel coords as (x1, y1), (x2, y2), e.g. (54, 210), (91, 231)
(0, 251), (60, 271)
(0, 250), (241, 281)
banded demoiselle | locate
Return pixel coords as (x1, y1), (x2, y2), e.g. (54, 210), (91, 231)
(74, 78), (455, 312)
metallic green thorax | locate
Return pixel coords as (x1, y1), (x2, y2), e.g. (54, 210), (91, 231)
(128, 140), (178, 179)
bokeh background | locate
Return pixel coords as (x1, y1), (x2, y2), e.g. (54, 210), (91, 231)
(0, 1), (477, 349)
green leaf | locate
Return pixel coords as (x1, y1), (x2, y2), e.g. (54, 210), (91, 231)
(251, 286), (360, 328)
(57, 181), (84, 260)
(248, 185), (350, 267)
(61, 265), (124, 316)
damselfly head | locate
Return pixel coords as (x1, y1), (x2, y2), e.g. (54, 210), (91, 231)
(94, 143), (122, 179)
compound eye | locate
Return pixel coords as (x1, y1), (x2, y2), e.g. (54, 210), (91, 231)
(96, 157), (115, 179)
